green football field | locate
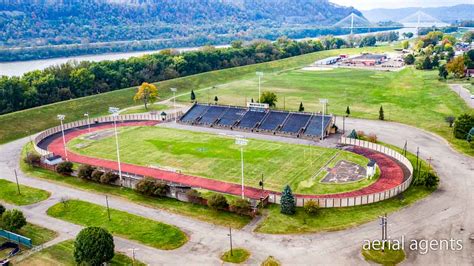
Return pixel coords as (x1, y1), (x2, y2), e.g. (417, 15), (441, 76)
(68, 126), (374, 195)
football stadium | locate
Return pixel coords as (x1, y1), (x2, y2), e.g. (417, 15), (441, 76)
(33, 100), (413, 208)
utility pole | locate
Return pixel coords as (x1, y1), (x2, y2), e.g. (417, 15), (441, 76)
(415, 147), (420, 179)
(256, 72), (263, 103)
(128, 248), (139, 265)
(379, 213), (388, 252)
(319, 99), (328, 141)
(14, 169), (21, 195)
(57, 114), (68, 161)
(105, 195), (111, 221)
(170, 88), (177, 123)
(84, 113), (91, 132)
(342, 115), (345, 135)
(228, 227), (233, 256)
(259, 173), (265, 207)
(403, 140), (407, 157)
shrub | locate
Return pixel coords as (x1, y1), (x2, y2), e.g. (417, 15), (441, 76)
(77, 164), (95, 180)
(207, 194), (229, 211)
(74, 227), (114, 266)
(91, 170), (104, 182)
(367, 133), (378, 143)
(186, 189), (203, 204)
(135, 177), (168, 197)
(453, 113), (474, 139)
(0, 204), (5, 216)
(56, 161), (73, 175)
(100, 172), (119, 184)
(24, 152), (41, 166)
(1, 209), (27, 232)
(261, 256), (281, 266)
(280, 185), (296, 215)
(304, 200), (319, 215)
(414, 170), (439, 189)
(356, 131), (366, 139)
(231, 198), (252, 215)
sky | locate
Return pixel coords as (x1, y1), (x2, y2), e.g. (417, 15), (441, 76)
(329, 0), (471, 10)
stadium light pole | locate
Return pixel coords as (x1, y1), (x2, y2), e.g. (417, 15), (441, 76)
(170, 88), (177, 123)
(57, 114), (68, 161)
(256, 72), (263, 103)
(84, 112), (91, 132)
(109, 107), (123, 186)
(319, 99), (328, 141)
(235, 137), (248, 199)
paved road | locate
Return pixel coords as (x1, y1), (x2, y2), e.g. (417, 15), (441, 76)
(0, 117), (473, 265)
(448, 84), (474, 108)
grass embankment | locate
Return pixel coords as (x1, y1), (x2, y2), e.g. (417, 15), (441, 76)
(255, 145), (435, 234)
(21, 143), (251, 229)
(0, 45), (392, 144)
(362, 244), (406, 265)
(120, 104), (169, 114)
(0, 179), (50, 205)
(220, 248), (251, 264)
(68, 126), (374, 195)
(15, 240), (144, 266)
(47, 200), (187, 250)
(182, 66), (472, 156)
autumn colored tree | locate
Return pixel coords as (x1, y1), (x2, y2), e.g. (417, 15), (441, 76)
(259, 91), (278, 107)
(446, 56), (465, 78)
(133, 82), (158, 110)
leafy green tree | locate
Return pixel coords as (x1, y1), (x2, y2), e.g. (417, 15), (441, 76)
(100, 172), (119, 184)
(431, 55), (440, 68)
(446, 56), (465, 78)
(0, 204), (5, 216)
(135, 177), (168, 197)
(298, 102), (304, 112)
(359, 36), (376, 47)
(379, 106), (384, 121)
(24, 152), (41, 166)
(403, 54), (415, 65)
(231, 40), (243, 49)
(77, 164), (95, 180)
(259, 91), (278, 107)
(74, 227), (115, 266)
(438, 64), (448, 79)
(422, 56), (433, 70)
(346, 106), (350, 116)
(453, 113), (474, 139)
(207, 194), (229, 211)
(231, 198), (252, 215)
(214, 96), (219, 104)
(133, 82), (158, 110)
(190, 90), (196, 102)
(280, 185), (295, 215)
(445, 116), (455, 127)
(1, 209), (27, 232)
(56, 161), (73, 175)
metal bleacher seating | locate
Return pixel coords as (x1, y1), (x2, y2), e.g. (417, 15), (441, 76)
(216, 107), (247, 127)
(280, 113), (311, 134)
(238, 110), (267, 129)
(180, 104), (209, 123)
(198, 105), (228, 125)
(303, 115), (331, 137)
(258, 111), (289, 131)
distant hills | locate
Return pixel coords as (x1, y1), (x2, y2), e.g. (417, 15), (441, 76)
(362, 4), (474, 23)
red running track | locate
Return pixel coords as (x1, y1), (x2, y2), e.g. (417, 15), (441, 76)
(47, 122), (406, 200)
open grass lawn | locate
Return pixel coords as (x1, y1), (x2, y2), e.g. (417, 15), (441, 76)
(47, 200), (187, 250)
(120, 104), (169, 115)
(220, 248), (251, 264)
(256, 145), (435, 234)
(0, 45), (392, 145)
(362, 244), (406, 265)
(180, 67), (473, 156)
(16, 240), (144, 266)
(21, 143), (251, 229)
(0, 179), (50, 205)
(68, 126), (375, 195)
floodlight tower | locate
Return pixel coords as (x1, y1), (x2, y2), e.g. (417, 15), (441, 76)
(319, 99), (328, 141)
(109, 107), (123, 186)
(84, 112), (91, 132)
(57, 114), (68, 161)
(170, 88), (178, 123)
(235, 137), (248, 199)
(256, 72), (263, 103)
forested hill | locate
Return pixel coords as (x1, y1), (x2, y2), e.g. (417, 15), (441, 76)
(0, 0), (360, 49)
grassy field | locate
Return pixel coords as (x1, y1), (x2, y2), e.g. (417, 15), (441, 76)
(178, 67), (472, 156)
(1, 223), (57, 258)
(16, 240), (144, 266)
(21, 143), (251, 228)
(67, 126), (375, 195)
(0, 179), (50, 205)
(0, 46), (393, 144)
(120, 104), (169, 115)
(255, 145), (435, 234)
(361, 244), (406, 265)
(47, 200), (187, 250)
(220, 248), (251, 264)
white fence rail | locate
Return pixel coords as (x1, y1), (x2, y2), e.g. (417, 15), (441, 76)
(266, 137), (413, 208)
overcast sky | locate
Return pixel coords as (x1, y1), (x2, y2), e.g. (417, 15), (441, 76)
(329, 0), (471, 10)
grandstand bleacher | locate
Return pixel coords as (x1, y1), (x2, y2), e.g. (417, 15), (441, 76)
(180, 103), (334, 139)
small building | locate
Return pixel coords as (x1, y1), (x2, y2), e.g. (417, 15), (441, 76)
(315, 56), (340, 65)
(348, 54), (387, 66)
(42, 154), (63, 166)
(367, 160), (377, 179)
